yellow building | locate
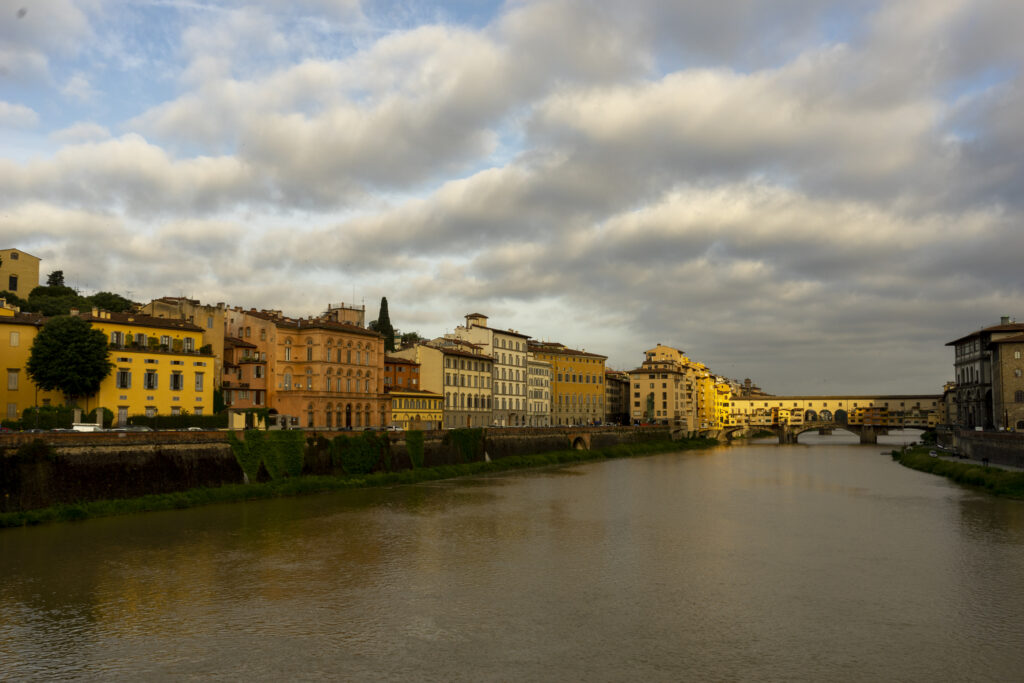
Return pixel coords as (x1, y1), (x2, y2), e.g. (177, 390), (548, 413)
(139, 297), (228, 388)
(714, 379), (733, 428)
(83, 310), (214, 425)
(389, 388), (443, 430)
(1, 312), (64, 421)
(392, 340), (494, 428)
(528, 342), (607, 426)
(0, 248), (41, 300)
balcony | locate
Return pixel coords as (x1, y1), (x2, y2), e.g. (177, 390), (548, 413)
(222, 380), (250, 389)
(108, 341), (214, 356)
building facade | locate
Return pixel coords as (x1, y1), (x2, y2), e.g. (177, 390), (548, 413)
(221, 336), (268, 412)
(0, 248), (41, 300)
(526, 356), (552, 426)
(83, 310), (214, 425)
(1, 312), (63, 421)
(225, 308), (387, 429)
(628, 344), (697, 428)
(392, 340), (494, 428)
(529, 341), (607, 425)
(139, 297), (228, 387)
(452, 313), (530, 426)
(604, 370), (631, 425)
(990, 334), (1024, 430)
(389, 388), (443, 430)
(946, 317), (1024, 429)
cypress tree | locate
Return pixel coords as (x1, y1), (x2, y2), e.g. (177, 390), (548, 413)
(377, 297), (396, 352)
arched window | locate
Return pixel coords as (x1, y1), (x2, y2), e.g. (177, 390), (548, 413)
(306, 367), (313, 390)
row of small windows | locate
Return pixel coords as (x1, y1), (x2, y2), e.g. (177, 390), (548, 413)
(283, 345), (374, 364)
(556, 372), (603, 384)
(394, 398), (440, 410)
(115, 369), (203, 391)
(110, 331), (195, 351)
(444, 357), (491, 372)
(283, 374), (372, 393)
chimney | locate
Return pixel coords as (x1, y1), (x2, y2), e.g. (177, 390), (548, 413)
(1001, 316), (1011, 325)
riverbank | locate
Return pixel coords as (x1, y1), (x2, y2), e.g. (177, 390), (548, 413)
(0, 437), (717, 529)
(893, 446), (1024, 500)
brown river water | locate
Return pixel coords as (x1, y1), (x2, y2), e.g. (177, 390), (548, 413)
(2, 432), (1023, 681)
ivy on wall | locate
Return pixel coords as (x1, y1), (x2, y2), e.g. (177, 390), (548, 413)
(330, 431), (391, 475)
(406, 430), (425, 468)
(227, 430), (305, 482)
(443, 428), (485, 463)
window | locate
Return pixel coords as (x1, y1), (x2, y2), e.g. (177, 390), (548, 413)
(195, 372), (204, 391)
(116, 369), (131, 388)
(207, 316), (214, 329)
(8, 331), (18, 347)
(254, 365), (264, 378)
(7, 369), (18, 390)
(8, 275), (16, 291)
(1016, 391), (1024, 403)
(161, 335), (170, 347)
(1016, 369), (1023, 378)
(144, 370), (158, 390)
(285, 347), (292, 361)
(170, 372), (184, 391)
(184, 337), (194, 352)
(194, 407), (203, 416)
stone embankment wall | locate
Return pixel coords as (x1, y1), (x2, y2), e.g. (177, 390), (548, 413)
(937, 429), (1024, 469)
(0, 427), (670, 513)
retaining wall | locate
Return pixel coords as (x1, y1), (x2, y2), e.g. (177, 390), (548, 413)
(1, 426), (670, 513)
(938, 429), (1024, 469)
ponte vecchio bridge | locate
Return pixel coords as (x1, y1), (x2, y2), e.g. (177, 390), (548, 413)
(719, 394), (943, 444)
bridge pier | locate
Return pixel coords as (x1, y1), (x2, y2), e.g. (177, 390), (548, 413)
(859, 427), (877, 444)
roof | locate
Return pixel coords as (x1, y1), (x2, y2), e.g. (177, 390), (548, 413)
(224, 336), (257, 348)
(1, 248), (41, 260)
(388, 388), (443, 398)
(80, 311), (204, 332)
(470, 324), (532, 339)
(946, 322), (1024, 346)
(0, 312), (45, 326)
(528, 341), (606, 359)
(422, 341), (493, 361)
(385, 355), (419, 365)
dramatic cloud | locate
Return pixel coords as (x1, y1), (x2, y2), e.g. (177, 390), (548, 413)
(3, 0), (1024, 394)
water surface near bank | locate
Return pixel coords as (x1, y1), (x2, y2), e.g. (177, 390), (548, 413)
(2, 439), (1023, 681)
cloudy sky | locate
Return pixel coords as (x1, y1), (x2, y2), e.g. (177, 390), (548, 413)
(3, 0), (1022, 394)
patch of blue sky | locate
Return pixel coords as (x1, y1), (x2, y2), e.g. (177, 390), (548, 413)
(362, 0), (505, 32)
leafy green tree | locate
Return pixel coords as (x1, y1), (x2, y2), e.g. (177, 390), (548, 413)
(0, 290), (27, 310)
(46, 270), (65, 287)
(400, 331), (425, 346)
(375, 296), (396, 352)
(86, 291), (134, 312)
(24, 284), (88, 316)
(26, 316), (113, 405)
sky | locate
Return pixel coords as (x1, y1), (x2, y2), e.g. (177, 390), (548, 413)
(2, 0), (1023, 395)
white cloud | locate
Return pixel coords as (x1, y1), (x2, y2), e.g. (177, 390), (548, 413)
(49, 122), (111, 144)
(0, 100), (38, 128)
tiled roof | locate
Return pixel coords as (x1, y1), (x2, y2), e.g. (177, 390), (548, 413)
(528, 341), (606, 359)
(81, 311), (204, 332)
(224, 336), (257, 348)
(946, 322), (1024, 346)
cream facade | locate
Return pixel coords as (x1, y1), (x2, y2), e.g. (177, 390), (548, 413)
(392, 340), (494, 428)
(140, 297), (228, 387)
(452, 313), (530, 426)
(526, 356), (552, 427)
(628, 344), (699, 428)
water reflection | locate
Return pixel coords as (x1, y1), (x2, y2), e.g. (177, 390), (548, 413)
(1, 444), (1023, 680)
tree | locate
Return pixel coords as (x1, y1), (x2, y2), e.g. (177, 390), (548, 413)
(0, 290), (27, 309)
(46, 270), (65, 287)
(375, 297), (396, 352)
(400, 331), (425, 346)
(26, 316), (113, 405)
(87, 291), (134, 313)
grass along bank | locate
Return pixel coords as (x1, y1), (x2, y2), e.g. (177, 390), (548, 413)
(0, 437), (718, 529)
(894, 446), (1024, 500)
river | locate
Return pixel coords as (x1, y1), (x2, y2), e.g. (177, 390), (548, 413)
(2, 433), (1024, 681)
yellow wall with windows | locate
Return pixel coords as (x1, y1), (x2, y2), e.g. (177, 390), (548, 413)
(89, 316), (213, 423)
(1, 316), (64, 421)
(389, 390), (443, 430)
(0, 248), (41, 300)
(530, 344), (606, 425)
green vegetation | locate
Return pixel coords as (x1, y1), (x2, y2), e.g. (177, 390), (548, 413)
(406, 430), (425, 468)
(0, 437), (718, 529)
(227, 430), (306, 481)
(27, 315), (113, 404)
(126, 411), (228, 430)
(368, 296), (396, 352)
(330, 431), (390, 475)
(894, 446), (1024, 500)
(444, 427), (484, 463)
